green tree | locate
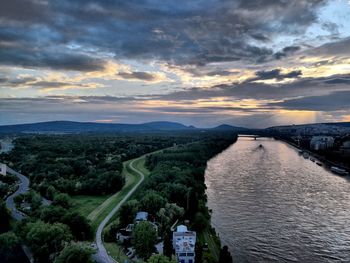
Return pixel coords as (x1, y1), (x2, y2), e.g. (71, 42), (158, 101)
(62, 211), (92, 240)
(193, 212), (209, 231)
(0, 200), (10, 233)
(147, 254), (177, 263)
(133, 221), (157, 260)
(158, 203), (184, 233)
(25, 221), (73, 263)
(54, 242), (93, 263)
(163, 231), (174, 259)
(218, 246), (232, 263)
(118, 199), (139, 227)
(0, 232), (25, 263)
(52, 193), (72, 208)
(140, 191), (166, 215)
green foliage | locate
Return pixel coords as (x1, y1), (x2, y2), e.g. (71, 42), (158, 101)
(38, 204), (92, 241)
(4, 134), (197, 197)
(54, 242), (94, 263)
(140, 190), (166, 215)
(118, 199), (139, 227)
(193, 212), (209, 231)
(0, 200), (10, 233)
(158, 203), (184, 233)
(143, 135), (237, 223)
(163, 231), (174, 258)
(147, 254), (177, 263)
(103, 221), (120, 242)
(52, 193), (72, 208)
(133, 221), (157, 259)
(0, 232), (21, 263)
(61, 211), (92, 240)
(24, 221), (73, 263)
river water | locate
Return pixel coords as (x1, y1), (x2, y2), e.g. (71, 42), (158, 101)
(205, 137), (350, 262)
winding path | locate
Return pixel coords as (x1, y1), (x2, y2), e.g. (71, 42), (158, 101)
(95, 157), (145, 263)
(5, 166), (30, 220)
(3, 165), (34, 263)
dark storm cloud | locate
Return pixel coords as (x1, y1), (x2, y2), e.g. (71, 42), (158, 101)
(274, 46), (301, 60)
(158, 73), (350, 102)
(117, 71), (157, 81)
(0, 0), (328, 68)
(0, 76), (98, 90)
(0, 0), (51, 23)
(253, 69), (302, 81)
(0, 45), (105, 71)
(269, 91), (350, 111)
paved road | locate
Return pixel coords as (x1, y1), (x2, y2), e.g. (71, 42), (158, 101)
(4, 165), (34, 263)
(95, 157), (146, 263)
(5, 166), (30, 220)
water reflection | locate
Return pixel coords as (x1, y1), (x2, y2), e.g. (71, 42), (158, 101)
(205, 137), (350, 262)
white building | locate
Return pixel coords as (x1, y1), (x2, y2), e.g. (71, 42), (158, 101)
(0, 163), (6, 176)
(310, 136), (334, 150)
(173, 225), (196, 263)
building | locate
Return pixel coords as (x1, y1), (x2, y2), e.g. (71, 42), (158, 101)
(0, 163), (6, 176)
(173, 225), (196, 263)
(340, 140), (350, 154)
(135, 211), (148, 223)
(310, 136), (334, 150)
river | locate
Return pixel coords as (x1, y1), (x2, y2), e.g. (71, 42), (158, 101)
(205, 137), (350, 262)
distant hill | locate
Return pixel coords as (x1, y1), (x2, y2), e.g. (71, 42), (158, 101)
(324, 122), (350, 128)
(0, 121), (195, 134)
(267, 122), (350, 130)
(0, 121), (248, 134)
(212, 124), (247, 131)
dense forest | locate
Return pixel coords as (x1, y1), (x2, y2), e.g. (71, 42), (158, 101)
(1, 133), (207, 197)
(0, 131), (237, 263)
(112, 132), (237, 262)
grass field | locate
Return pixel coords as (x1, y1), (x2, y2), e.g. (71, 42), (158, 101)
(70, 157), (142, 231)
(71, 195), (111, 218)
(104, 242), (130, 263)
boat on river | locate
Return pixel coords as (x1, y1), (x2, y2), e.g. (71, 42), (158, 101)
(310, 157), (316, 162)
(302, 152), (309, 159)
(316, 161), (323, 166)
(330, 166), (349, 176)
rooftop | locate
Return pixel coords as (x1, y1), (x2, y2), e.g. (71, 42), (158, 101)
(173, 225), (196, 253)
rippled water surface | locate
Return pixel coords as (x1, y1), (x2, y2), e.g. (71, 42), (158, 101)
(205, 137), (350, 262)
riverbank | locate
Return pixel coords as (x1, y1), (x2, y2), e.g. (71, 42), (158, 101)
(99, 134), (238, 263)
(205, 136), (350, 262)
(276, 137), (350, 175)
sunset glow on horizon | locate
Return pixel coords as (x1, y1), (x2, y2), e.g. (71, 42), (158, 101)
(1, 0), (350, 127)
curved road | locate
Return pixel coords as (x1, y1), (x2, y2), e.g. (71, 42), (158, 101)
(4, 165), (34, 263)
(5, 166), (30, 220)
(95, 157), (145, 263)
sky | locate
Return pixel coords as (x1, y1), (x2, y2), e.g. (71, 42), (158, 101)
(1, 0), (350, 128)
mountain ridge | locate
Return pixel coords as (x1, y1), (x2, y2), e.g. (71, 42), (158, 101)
(0, 120), (246, 134)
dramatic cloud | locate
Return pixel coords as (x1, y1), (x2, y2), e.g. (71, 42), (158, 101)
(269, 91), (350, 111)
(0, 0), (329, 68)
(274, 46), (301, 60)
(253, 69), (302, 81)
(1, 0), (350, 127)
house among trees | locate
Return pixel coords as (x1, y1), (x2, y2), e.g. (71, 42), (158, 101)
(172, 225), (196, 263)
(135, 211), (148, 223)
